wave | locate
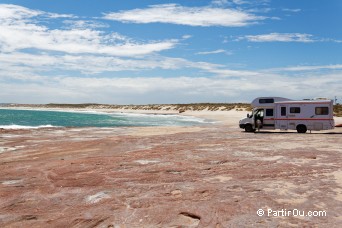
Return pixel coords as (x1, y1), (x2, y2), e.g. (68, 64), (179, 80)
(0, 109), (212, 128)
(0, 124), (58, 129)
(111, 112), (209, 123)
(1, 107), (111, 116)
(5, 108), (209, 123)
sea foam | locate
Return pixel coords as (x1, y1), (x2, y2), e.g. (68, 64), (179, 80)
(0, 124), (57, 129)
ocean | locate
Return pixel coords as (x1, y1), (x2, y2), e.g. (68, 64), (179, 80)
(0, 109), (208, 129)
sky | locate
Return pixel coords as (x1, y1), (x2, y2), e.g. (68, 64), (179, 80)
(0, 0), (341, 104)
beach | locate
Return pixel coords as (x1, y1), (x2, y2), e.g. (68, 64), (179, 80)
(0, 108), (341, 227)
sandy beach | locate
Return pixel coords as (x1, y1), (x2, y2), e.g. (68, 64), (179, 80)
(0, 108), (341, 227)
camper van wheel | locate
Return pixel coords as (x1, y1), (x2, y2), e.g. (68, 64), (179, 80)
(245, 124), (255, 132)
(296, 125), (307, 133)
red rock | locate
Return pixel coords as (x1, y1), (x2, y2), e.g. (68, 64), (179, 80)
(0, 125), (341, 227)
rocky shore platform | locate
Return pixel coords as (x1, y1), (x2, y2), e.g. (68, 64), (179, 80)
(0, 111), (341, 227)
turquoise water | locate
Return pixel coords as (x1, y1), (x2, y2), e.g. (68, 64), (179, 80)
(0, 109), (208, 129)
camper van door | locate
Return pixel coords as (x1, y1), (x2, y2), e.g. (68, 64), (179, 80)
(263, 108), (275, 129)
(276, 104), (289, 130)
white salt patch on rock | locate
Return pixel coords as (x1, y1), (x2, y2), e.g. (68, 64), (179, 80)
(0, 147), (17, 154)
(2, 180), (23, 185)
(260, 155), (284, 161)
(86, 192), (111, 204)
(135, 160), (159, 165)
(205, 175), (232, 183)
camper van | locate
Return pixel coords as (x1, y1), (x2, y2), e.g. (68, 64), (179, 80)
(239, 97), (335, 133)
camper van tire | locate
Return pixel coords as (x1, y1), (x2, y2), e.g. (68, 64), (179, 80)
(244, 124), (255, 132)
(296, 124), (307, 134)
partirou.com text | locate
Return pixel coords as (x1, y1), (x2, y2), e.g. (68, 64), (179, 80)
(257, 208), (327, 217)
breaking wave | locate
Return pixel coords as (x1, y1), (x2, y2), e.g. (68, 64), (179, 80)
(0, 109), (211, 128)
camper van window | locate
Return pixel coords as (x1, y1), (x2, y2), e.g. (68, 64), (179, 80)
(266, 109), (274, 116)
(315, 107), (329, 115)
(281, 107), (286, 116)
(259, 98), (274, 104)
(290, 107), (300, 113)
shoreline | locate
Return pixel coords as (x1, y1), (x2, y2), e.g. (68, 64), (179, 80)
(0, 105), (249, 128)
(1, 105), (341, 129)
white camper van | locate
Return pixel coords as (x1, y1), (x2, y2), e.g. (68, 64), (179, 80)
(239, 97), (335, 133)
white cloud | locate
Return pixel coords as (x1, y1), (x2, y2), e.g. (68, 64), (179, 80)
(267, 64), (342, 72)
(211, 0), (229, 6)
(282, 8), (301, 13)
(1, 48), (341, 104)
(46, 12), (76, 19)
(0, 4), (177, 56)
(212, 0), (248, 6)
(196, 49), (233, 55)
(0, 4), (40, 19)
(240, 33), (315, 42)
(231, 0), (248, 5)
(1, 70), (341, 104)
(0, 51), (224, 75)
(103, 4), (266, 27)
(63, 20), (109, 29)
(1, 4), (341, 104)
(0, 4), (75, 20)
(182, 35), (192, 39)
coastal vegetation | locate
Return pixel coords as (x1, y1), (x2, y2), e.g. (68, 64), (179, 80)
(2, 103), (252, 112)
(334, 104), (342, 117)
(2, 103), (341, 116)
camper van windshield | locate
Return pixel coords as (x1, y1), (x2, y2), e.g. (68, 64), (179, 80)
(247, 112), (253, 118)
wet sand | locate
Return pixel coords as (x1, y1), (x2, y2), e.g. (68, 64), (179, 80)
(0, 110), (341, 227)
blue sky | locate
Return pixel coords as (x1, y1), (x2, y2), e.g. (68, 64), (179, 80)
(0, 0), (341, 104)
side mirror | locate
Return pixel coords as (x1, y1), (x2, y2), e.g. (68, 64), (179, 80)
(247, 114), (250, 118)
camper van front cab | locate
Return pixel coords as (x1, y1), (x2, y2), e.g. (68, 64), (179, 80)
(239, 97), (335, 133)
